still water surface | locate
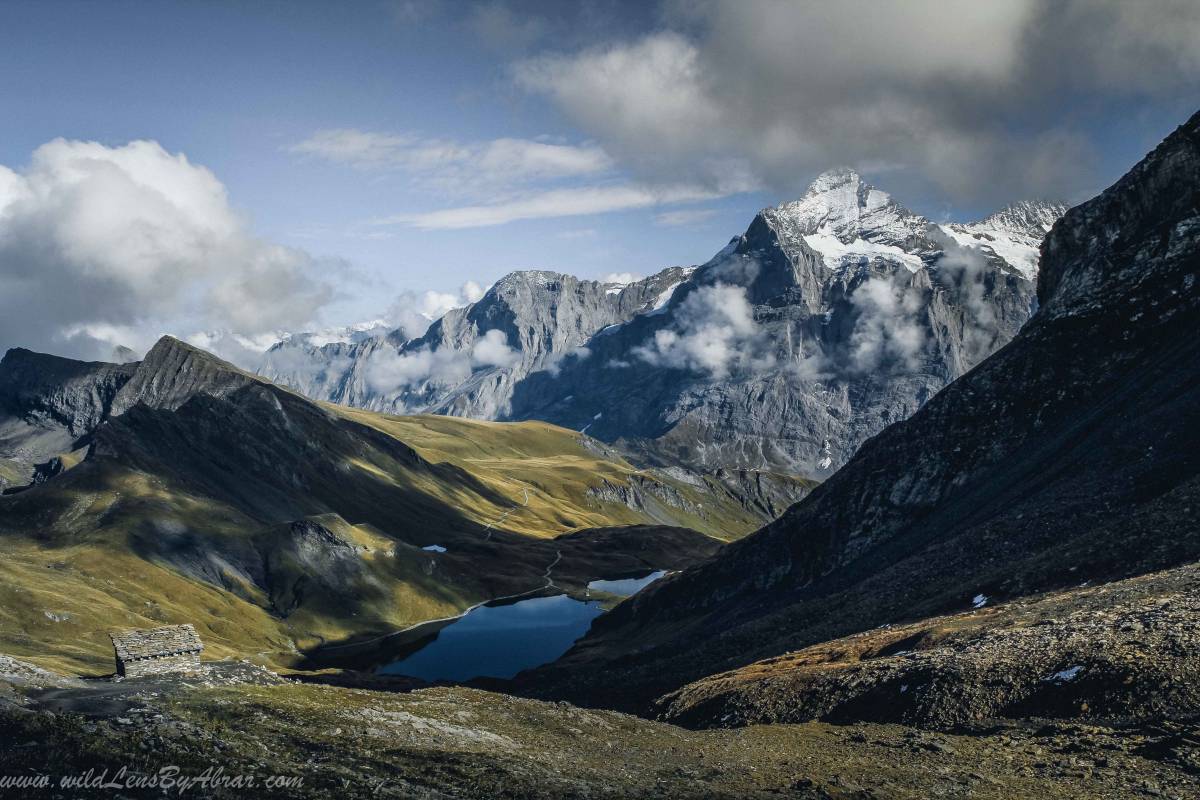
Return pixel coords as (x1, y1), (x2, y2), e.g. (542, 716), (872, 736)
(378, 570), (666, 681)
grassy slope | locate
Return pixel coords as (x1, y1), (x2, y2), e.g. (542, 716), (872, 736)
(328, 408), (774, 540)
(0, 403), (749, 676)
(2, 674), (1196, 799)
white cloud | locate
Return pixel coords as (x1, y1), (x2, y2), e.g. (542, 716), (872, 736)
(929, 229), (1006, 364)
(365, 347), (470, 392)
(380, 182), (723, 229)
(602, 272), (641, 285)
(0, 138), (333, 361)
(654, 208), (717, 227)
(847, 276), (928, 372)
(634, 283), (769, 379)
(384, 280), (490, 339)
(514, 1), (1200, 205)
(364, 328), (518, 392)
(290, 129), (613, 191)
(460, 280), (486, 303)
(514, 32), (727, 182)
(470, 328), (520, 368)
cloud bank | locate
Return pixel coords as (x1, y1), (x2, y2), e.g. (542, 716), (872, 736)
(847, 276), (928, 373)
(384, 280), (487, 340)
(365, 328), (520, 392)
(514, 0), (1200, 205)
(635, 283), (769, 379)
(0, 138), (334, 361)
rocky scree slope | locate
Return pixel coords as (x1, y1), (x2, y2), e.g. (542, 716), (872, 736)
(521, 111), (1200, 717)
(658, 561), (1200, 731)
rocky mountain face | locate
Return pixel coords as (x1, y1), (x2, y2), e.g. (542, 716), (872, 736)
(0, 349), (136, 489)
(522, 112), (1200, 716)
(259, 267), (694, 418)
(511, 173), (1061, 475)
(260, 173), (1064, 478)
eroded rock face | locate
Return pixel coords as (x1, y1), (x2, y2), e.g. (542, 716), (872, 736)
(522, 111), (1200, 715)
(258, 267), (696, 419)
(0, 348), (136, 487)
(260, 174), (1062, 478)
(109, 335), (263, 416)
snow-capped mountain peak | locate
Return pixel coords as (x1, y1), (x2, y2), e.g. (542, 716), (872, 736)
(976, 200), (1070, 238)
(761, 168), (931, 274)
(942, 200), (1069, 281)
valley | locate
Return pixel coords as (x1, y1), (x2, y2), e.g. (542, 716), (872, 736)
(0, 50), (1196, 800)
(0, 337), (792, 677)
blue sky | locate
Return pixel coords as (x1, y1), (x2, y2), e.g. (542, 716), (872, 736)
(0, 1), (760, 325)
(1, 0), (1197, 359)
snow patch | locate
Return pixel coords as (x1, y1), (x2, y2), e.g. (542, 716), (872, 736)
(1045, 665), (1083, 683)
(803, 229), (925, 274)
(972, 594), (988, 609)
(646, 281), (684, 314)
(422, 545), (447, 553)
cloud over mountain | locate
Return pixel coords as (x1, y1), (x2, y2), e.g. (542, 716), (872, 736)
(514, 0), (1200, 205)
(0, 138), (335, 360)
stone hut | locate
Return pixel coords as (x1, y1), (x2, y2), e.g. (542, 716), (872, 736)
(109, 624), (203, 678)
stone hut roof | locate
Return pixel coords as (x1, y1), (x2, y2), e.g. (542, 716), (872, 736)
(110, 624), (203, 661)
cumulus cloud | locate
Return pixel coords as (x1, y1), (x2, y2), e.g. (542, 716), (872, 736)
(384, 280), (489, 339)
(514, 0), (1200, 205)
(634, 283), (770, 379)
(847, 276), (928, 373)
(364, 328), (519, 392)
(0, 138), (334, 361)
(470, 328), (520, 368)
(365, 346), (471, 392)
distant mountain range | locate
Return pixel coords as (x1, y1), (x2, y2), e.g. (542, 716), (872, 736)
(260, 171), (1066, 477)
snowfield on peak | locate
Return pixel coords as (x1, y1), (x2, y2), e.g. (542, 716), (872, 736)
(761, 168), (1066, 282)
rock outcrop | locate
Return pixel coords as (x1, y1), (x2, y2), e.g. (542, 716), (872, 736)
(0, 348), (136, 488)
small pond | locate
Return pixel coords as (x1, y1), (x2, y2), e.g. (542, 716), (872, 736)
(378, 594), (603, 682)
(587, 570), (666, 596)
(377, 571), (668, 682)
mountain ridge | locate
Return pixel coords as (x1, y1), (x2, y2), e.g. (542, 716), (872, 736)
(260, 174), (1065, 477)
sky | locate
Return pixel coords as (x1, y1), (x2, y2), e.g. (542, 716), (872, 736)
(0, 0), (1197, 363)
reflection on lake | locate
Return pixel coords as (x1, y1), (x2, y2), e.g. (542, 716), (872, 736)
(377, 594), (603, 682)
(587, 570), (666, 596)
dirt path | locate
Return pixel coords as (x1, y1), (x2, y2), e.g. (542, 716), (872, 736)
(483, 483), (533, 540)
